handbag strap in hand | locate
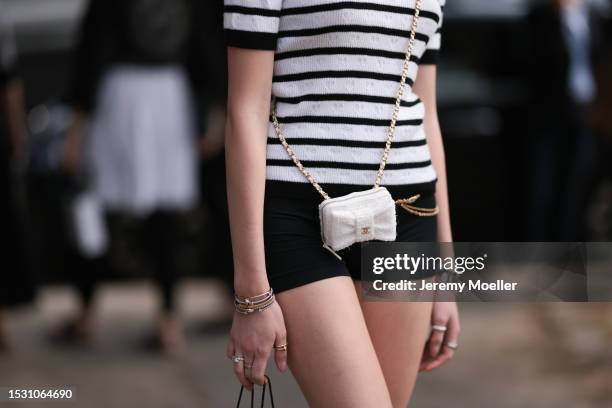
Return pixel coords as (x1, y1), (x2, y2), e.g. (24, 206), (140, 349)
(271, 0), (423, 201)
(235, 375), (275, 408)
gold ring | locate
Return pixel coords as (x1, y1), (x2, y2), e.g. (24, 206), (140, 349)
(274, 343), (288, 351)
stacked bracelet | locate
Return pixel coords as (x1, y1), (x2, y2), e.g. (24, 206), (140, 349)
(234, 288), (275, 315)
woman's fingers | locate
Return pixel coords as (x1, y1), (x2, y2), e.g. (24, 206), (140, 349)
(418, 323), (445, 371)
(249, 350), (270, 385)
(274, 331), (288, 372)
(422, 311), (460, 371)
(232, 348), (253, 391)
(422, 344), (453, 371)
(427, 326), (445, 358)
(419, 338), (436, 371)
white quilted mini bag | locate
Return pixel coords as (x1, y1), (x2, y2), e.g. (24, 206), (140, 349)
(270, 0), (423, 259)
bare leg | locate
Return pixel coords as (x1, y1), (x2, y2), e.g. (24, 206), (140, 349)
(157, 312), (184, 354)
(276, 276), (393, 408)
(355, 282), (432, 407)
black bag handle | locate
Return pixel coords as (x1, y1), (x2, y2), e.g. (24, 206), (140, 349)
(235, 375), (275, 408)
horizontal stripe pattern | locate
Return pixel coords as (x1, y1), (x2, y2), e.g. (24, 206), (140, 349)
(278, 25), (431, 42)
(266, 121), (428, 142)
(280, 1), (440, 23)
(273, 70), (415, 87)
(274, 94), (422, 106)
(267, 142), (432, 164)
(267, 159), (432, 170)
(273, 99), (426, 122)
(266, 137), (427, 148)
(274, 47), (423, 62)
(224, 0), (444, 191)
(273, 116), (423, 126)
(268, 122), (425, 142)
(267, 165), (437, 186)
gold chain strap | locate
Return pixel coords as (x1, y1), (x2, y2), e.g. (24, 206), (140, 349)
(395, 194), (440, 217)
(271, 0), (422, 201)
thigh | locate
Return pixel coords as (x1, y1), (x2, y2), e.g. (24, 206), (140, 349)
(351, 193), (436, 406)
(264, 196), (349, 293)
(357, 292), (432, 408)
(276, 276), (392, 408)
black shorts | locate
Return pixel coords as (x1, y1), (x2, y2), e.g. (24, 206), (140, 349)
(263, 191), (438, 293)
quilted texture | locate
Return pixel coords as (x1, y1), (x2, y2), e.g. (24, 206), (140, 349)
(319, 187), (397, 251)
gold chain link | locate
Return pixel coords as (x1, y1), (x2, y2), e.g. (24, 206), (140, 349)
(270, 0), (422, 201)
(395, 194), (440, 217)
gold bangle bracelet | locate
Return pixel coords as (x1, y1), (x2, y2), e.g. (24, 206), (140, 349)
(235, 295), (276, 314)
(234, 288), (273, 305)
(235, 293), (274, 309)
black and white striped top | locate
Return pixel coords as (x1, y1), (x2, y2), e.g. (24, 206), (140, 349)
(224, 0), (445, 201)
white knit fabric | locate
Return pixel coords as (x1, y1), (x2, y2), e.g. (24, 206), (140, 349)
(224, 0), (445, 195)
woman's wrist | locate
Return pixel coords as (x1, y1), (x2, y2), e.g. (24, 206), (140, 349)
(234, 287), (276, 315)
(233, 269), (271, 298)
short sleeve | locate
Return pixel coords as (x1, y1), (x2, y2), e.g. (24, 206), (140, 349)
(224, 0), (282, 50)
(421, 0), (444, 65)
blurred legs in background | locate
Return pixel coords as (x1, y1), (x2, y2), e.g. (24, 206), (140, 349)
(54, 210), (190, 354)
(558, 118), (600, 240)
(525, 0), (605, 241)
(0, 4), (34, 350)
(55, 63), (199, 354)
(527, 129), (568, 241)
(53, 254), (104, 344)
(140, 210), (185, 352)
(528, 113), (599, 241)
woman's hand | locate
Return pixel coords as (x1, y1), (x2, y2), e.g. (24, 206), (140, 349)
(226, 301), (288, 391)
(420, 301), (460, 372)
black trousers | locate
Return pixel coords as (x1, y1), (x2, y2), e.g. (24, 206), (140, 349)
(75, 210), (184, 313)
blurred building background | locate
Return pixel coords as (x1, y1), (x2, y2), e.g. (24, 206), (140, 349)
(1, 0), (612, 407)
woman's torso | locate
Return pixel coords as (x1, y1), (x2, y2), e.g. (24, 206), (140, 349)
(257, 0), (445, 201)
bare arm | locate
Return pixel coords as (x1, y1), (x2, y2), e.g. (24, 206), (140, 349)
(414, 65), (460, 371)
(225, 47), (275, 296)
(225, 47), (288, 389)
(412, 65), (453, 242)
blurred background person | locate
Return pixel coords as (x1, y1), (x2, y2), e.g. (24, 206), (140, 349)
(526, 0), (605, 241)
(0, 0), (35, 351)
(589, 14), (612, 238)
(58, 0), (219, 353)
(194, 0), (234, 304)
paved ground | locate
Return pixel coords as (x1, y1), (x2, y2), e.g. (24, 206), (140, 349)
(1, 280), (611, 407)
